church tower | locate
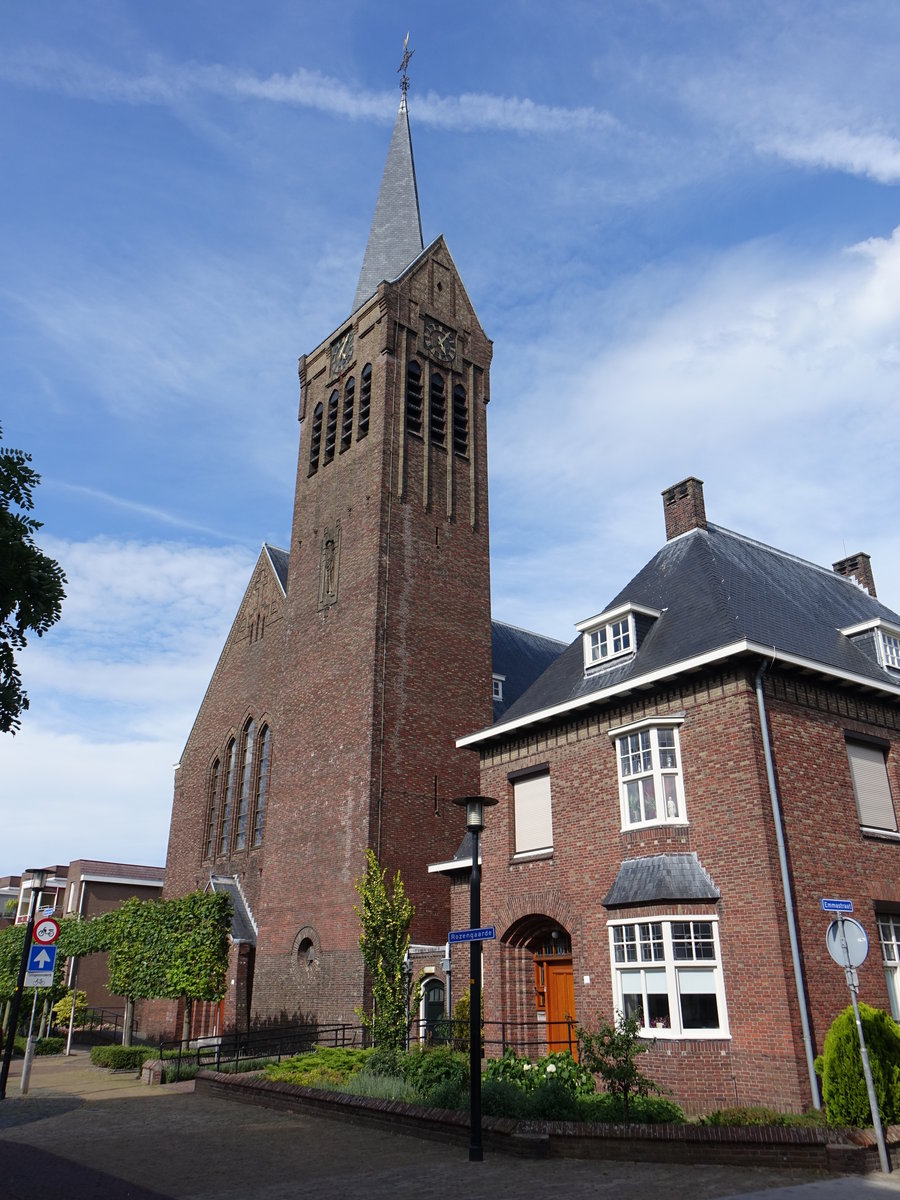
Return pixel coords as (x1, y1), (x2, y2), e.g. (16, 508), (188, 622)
(246, 63), (495, 1023)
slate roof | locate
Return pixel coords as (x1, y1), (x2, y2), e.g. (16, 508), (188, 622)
(491, 620), (568, 720)
(603, 854), (720, 907)
(209, 875), (257, 945)
(352, 95), (424, 314)
(470, 522), (900, 741)
(264, 543), (289, 593)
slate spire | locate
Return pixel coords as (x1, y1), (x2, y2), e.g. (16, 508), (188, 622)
(352, 69), (424, 313)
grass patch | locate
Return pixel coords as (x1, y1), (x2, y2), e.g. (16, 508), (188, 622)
(265, 1046), (373, 1087)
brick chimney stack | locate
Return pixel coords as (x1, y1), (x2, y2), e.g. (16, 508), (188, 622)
(833, 552), (877, 597)
(662, 476), (708, 541)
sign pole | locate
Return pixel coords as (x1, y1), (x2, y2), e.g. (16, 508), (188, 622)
(838, 914), (890, 1174)
(19, 992), (40, 1095)
(0, 869), (46, 1101)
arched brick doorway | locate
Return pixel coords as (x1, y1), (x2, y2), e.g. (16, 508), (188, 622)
(500, 914), (577, 1057)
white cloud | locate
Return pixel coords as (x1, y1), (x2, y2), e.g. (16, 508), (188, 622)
(0, 48), (618, 138)
(761, 128), (900, 185)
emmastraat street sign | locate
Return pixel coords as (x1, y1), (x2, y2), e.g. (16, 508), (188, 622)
(821, 898), (853, 913)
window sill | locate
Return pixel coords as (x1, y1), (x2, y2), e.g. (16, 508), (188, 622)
(621, 820), (689, 835)
(861, 826), (900, 842)
(511, 849), (554, 864)
(640, 1030), (731, 1042)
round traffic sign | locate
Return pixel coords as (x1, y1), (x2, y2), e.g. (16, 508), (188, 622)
(826, 917), (869, 969)
(33, 917), (60, 945)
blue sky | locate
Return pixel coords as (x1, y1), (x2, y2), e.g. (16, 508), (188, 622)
(3, 0), (900, 871)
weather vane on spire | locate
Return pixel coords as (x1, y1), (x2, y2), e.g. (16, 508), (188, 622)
(398, 32), (414, 95)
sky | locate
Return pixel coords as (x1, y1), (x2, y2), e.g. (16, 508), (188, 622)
(2, 0), (900, 872)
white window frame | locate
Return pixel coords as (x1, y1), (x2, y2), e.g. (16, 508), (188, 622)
(609, 716), (687, 831)
(492, 674), (505, 702)
(880, 630), (900, 671)
(512, 770), (553, 857)
(878, 914), (900, 1020)
(576, 602), (660, 672)
(608, 916), (729, 1040)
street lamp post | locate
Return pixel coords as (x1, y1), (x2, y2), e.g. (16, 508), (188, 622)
(0, 868), (48, 1100)
(453, 796), (497, 1163)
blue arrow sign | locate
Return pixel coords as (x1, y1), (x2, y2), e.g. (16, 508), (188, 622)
(821, 898), (854, 913)
(25, 944), (57, 987)
(448, 926), (496, 944)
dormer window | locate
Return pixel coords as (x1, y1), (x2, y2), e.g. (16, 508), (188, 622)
(492, 675), (505, 702)
(576, 602), (661, 672)
(840, 618), (900, 673)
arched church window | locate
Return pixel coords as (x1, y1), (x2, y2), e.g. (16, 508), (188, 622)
(233, 717), (255, 851)
(452, 383), (468, 456)
(251, 725), (270, 848)
(341, 377), (355, 452)
(324, 390), (339, 464)
(204, 758), (220, 860)
(430, 373), (446, 447)
(406, 361), (423, 435)
(357, 364), (371, 440)
(309, 402), (323, 475)
(218, 737), (237, 856)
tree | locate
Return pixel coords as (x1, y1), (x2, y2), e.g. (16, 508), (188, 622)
(820, 1003), (900, 1126)
(354, 849), (420, 1057)
(578, 1013), (660, 1119)
(0, 423), (66, 733)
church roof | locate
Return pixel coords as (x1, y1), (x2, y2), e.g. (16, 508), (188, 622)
(352, 95), (424, 314)
(491, 620), (568, 721)
(464, 522), (900, 744)
(264, 543), (289, 593)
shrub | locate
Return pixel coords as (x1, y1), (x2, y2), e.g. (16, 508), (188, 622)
(53, 989), (88, 1028)
(481, 1077), (527, 1118)
(426, 1076), (468, 1112)
(579, 1091), (685, 1123)
(12, 1035), (64, 1057)
(401, 1045), (468, 1097)
(483, 1048), (594, 1097)
(343, 1072), (421, 1103)
(820, 1003), (900, 1126)
(702, 1105), (826, 1128)
(89, 1045), (154, 1070)
(578, 1014), (660, 1120)
(265, 1047), (371, 1086)
(163, 1061), (200, 1084)
(524, 1079), (582, 1121)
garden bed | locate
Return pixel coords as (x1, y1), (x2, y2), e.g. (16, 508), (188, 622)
(193, 1068), (900, 1174)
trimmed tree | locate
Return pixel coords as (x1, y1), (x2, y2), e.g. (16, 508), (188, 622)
(820, 1003), (900, 1126)
(354, 849), (420, 1059)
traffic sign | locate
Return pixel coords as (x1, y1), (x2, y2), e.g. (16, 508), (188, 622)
(24, 944), (57, 988)
(821, 898), (853, 913)
(448, 926), (496, 944)
(33, 917), (60, 945)
(826, 917), (869, 969)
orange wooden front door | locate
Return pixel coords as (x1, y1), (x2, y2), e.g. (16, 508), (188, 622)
(545, 961), (576, 1054)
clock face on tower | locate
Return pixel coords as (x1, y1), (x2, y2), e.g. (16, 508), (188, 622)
(330, 329), (354, 375)
(423, 319), (457, 365)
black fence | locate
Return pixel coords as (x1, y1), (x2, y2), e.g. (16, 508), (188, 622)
(410, 1016), (578, 1058)
(160, 1022), (365, 1081)
(49, 1006), (130, 1043)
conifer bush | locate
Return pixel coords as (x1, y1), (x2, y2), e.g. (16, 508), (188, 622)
(820, 1003), (900, 1127)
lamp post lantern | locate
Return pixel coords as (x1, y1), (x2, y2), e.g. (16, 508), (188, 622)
(452, 795), (497, 1162)
(0, 868), (49, 1100)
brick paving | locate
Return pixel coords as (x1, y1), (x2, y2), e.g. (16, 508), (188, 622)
(2, 1051), (900, 1199)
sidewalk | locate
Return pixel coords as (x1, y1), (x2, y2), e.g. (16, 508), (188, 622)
(2, 1050), (900, 1200)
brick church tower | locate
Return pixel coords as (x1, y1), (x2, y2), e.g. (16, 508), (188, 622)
(156, 65), (494, 1035)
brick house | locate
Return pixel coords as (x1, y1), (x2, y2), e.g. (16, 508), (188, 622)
(149, 86), (561, 1042)
(444, 476), (900, 1114)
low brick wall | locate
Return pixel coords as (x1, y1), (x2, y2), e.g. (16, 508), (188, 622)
(193, 1070), (900, 1174)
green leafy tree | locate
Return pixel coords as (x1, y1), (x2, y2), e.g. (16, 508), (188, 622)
(820, 1003), (900, 1126)
(354, 849), (420, 1057)
(578, 1012), (660, 1119)
(0, 422), (66, 733)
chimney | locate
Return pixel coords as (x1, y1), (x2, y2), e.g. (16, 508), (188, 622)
(833, 552), (877, 597)
(662, 476), (707, 541)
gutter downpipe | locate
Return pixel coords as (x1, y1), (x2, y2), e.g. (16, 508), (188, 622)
(755, 657), (821, 1109)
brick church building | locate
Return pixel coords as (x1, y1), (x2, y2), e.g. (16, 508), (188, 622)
(153, 66), (900, 1115)
(153, 75), (561, 1039)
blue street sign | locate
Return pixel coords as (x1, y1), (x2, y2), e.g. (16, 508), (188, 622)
(448, 926), (496, 944)
(25, 943), (57, 987)
(821, 898), (854, 913)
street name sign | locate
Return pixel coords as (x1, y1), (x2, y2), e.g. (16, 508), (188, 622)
(25, 944), (57, 988)
(448, 926), (496, 944)
(821, 898), (853, 913)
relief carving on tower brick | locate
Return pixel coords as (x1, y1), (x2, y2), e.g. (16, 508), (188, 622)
(318, 523), (341, 610)
(245, 565), (281, 645)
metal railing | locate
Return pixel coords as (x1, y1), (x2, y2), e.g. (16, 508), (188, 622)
(49, 1006), (129, 1042)
(409, 1016), (578, 1058)
(160, 1022), (365, 1082)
